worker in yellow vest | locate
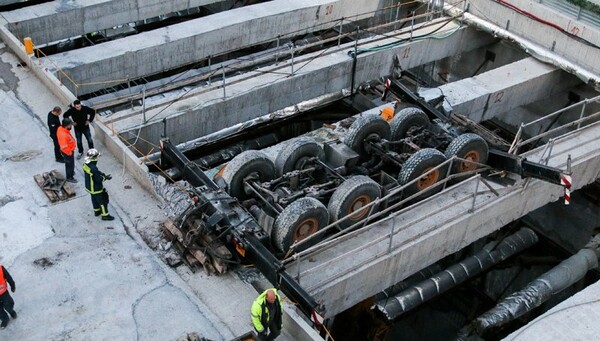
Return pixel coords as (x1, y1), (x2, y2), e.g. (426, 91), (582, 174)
(0, 264), (16, 330)
(251, 288), (283, 340)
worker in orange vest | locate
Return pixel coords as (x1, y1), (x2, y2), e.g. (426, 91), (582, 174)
(57, 118), (78, 183)
(0, 264), (16, 330)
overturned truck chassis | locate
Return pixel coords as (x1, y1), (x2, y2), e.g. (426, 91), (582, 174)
(158, 81), (571, 325)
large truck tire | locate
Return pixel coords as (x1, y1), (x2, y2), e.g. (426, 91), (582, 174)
(445, 133), (489, 174)
(343, 114), (391, 160)
(390, 107), (430, 141)
(274, 137), (324, 176)
(272, 197), (328, 253)
(328, 175), (381, 230)
(221, 150), (275, 199)
(398, 148), (448, 199)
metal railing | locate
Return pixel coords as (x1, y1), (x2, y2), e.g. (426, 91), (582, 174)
(283, 156), (514, 287)
(509, 95), (600, 155)
(289, 165), (517, 289)
(287, 98), (600, 288)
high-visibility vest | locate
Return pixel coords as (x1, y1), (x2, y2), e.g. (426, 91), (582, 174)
(0, 266), (7, 295)
(57, 126), (76, 156)
(251, 289), (283, 332)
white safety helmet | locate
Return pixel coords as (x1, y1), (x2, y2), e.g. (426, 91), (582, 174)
(86, 149), (100, 158)
(84, 149), (100, 163)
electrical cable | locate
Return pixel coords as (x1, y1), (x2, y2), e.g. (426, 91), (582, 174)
(475, 0), (600, 50)
(352, 16), (462, 56)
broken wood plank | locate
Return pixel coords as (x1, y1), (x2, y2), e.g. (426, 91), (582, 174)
(203, 262), (216, 275)
(190, 219), (233, 260)
(201, 233), (233, 260)
(212, 258), (228, 275)
(184, 254), (201, 273)
(62, 183), (76, 198)
(162, 224), (176, 241)
(189, 248), (209, 264)
(163, 219), (185, 242)
(33, 174), (59, 203)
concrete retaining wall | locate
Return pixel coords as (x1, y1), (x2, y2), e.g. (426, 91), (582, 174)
(438, 57), (580, 122)
(283, 304), (322, 341)
(3, 0), (227, 45)
(119, 25), (495, 154)
(43, 0), (382, 94)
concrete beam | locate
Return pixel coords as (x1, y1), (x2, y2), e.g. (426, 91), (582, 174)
(42, 0), (382, 94)
(0, 0), (22, 6)
(453, 0), (600, 76)
(432, 57), (580, 122)
(3, 0), (226, 46)
(115, 24), (495, 154)
(287, 121), (600, 317)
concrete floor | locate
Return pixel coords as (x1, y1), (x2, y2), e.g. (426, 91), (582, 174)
(0, 42), (290, 340)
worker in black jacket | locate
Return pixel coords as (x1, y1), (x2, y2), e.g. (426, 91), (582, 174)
(64, 100), (96, 160)
(0, 264), (16, 330)
(83, 149), (114, 221)
(47, 106), (64, 163)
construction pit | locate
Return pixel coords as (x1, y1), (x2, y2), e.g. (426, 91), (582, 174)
(2, 0), (600, 340)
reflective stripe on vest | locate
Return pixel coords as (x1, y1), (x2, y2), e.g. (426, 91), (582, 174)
(83, 163), (102, 194)
(0, 267), (6, 295)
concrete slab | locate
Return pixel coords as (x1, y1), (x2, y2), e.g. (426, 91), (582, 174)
(42, 0), (382, 94)
(113, 23), (495, 154)
(431, 57), (580, 122)
(3, 0), (227, 45)
(286, 121), (600, 317)
(0, 0), (22, 6)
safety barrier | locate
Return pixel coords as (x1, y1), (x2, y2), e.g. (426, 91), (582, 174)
(509, 95), (600, 156)
(283, 155), (499, 280)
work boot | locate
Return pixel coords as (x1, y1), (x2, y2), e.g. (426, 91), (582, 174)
(66, 178), (78, 183)
(77, 153), (83, 160)
(101, 215), (115, 221)
(94, 211), (101, 216)
(1, 320), (8, 329)
(9, 311), (16, 319)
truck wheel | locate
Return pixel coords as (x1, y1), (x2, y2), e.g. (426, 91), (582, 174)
(398, 148), (448, 198)
(274, 137), (324, 176)
(445, 133), (489, 174)
(328, 175), (381, 230)
(343, 114), (391, 159)
(221, 150), (275, 199)
(390, 107), (430, 141)
(272, 197), (328, 253)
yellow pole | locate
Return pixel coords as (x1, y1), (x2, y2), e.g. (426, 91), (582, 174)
(24, 37), (33, 55)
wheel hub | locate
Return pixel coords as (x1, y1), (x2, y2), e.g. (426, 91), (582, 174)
(417, 167), (440, 190)
(294, 156), (311, 170)
(348, 195), (371, 221)
(460, 150), (481, 172)
(294, 217), (318, 241)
